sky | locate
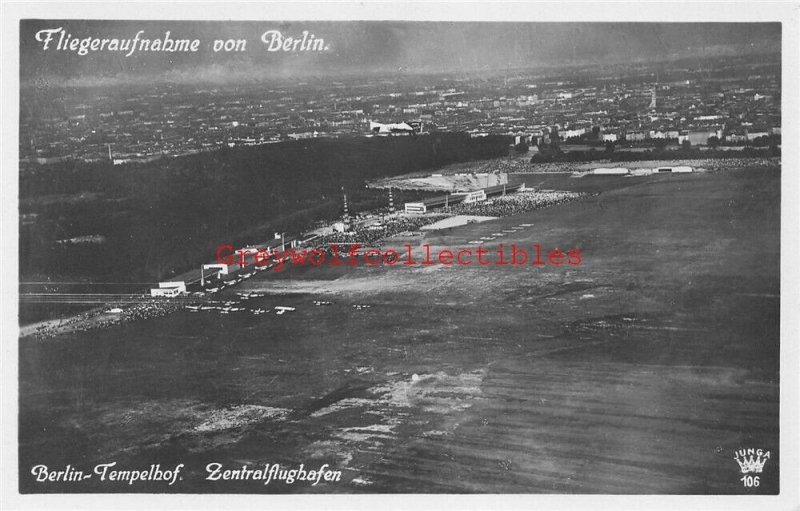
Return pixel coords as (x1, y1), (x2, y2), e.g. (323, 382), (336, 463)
(19, 21), (781, 86)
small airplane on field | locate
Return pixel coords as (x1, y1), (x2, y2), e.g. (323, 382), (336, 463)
(275, 306), (296, 315)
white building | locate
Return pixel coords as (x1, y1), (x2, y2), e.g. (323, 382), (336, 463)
(655, 166), (693, 173)
(561, 127), (587, 140)
(745, 131), (770, 141)
(592, 168), (629, 175)
(150, 281), (187, 297)
(369, 121), (415, 134)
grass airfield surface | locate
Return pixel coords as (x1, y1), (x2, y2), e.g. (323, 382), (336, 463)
(19, 168), (779, 494)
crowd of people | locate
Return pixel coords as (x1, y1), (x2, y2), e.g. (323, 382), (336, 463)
(448, 190), (589, 217)
(119, 300), (184, 323)
(697, 157), (780, 171)
(312, 213), (447, 247)
(28, 299), (183, 340)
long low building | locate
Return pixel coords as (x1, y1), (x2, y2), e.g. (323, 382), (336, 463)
(655, 166), (693, 173)
(592, 167), (630, 175)
(405, 183), (524, 213)
(483, 183), (524, 197)
(404, 194), (466, 213)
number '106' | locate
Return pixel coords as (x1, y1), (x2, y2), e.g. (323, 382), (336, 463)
(741, 475), (760, 487)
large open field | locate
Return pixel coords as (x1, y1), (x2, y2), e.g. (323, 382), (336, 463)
(19, 167), (779, 493)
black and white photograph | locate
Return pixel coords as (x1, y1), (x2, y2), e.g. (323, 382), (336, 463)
(2, 2), (799, 509)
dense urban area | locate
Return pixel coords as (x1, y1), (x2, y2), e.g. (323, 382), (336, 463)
(20, 53), (780, 166)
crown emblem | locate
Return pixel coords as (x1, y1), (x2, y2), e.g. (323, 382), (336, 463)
(734, 448), (771, 474)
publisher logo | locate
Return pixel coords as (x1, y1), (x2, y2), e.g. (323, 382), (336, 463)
(734, 448), (771, 488)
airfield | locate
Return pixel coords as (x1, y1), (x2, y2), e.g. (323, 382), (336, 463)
(18, 166), (780, 493)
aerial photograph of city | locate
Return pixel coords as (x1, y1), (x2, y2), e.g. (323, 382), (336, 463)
(4, 9), (797, 510)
